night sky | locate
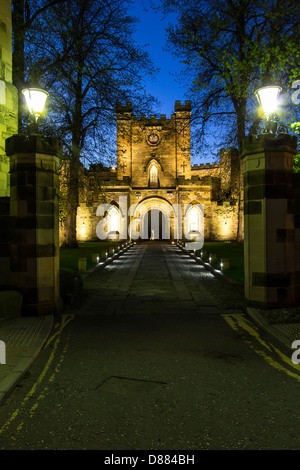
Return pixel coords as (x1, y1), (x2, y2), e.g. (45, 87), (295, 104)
(128, 1), (217, 164)
(129, 0), (187, 118)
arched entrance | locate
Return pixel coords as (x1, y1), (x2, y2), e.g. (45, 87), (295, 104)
(144, 209), (166, 240)
(130, 197), (173, 241)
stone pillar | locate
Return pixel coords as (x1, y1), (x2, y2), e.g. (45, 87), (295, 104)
(293, 173), (300, 305)
(5, 134), (62, 316)
(0, 196), (10, 287)
(241, 133), (297, 306)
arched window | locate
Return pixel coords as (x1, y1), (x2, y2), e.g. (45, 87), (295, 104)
(189, 208), (199, 232)
(150, 165), (158, 185)
(109, 207), (119, 232)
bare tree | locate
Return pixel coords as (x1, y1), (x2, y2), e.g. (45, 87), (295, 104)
(12, 0), (68, 129)
(24, 0), (157, 247)
(157, 0), (300, 241)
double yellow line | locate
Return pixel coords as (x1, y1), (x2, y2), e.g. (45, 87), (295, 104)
(0, 313), (74, 437)
(222, 313), (300, 382)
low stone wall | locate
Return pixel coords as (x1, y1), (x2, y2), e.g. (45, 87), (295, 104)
(206, 201), (239, 241)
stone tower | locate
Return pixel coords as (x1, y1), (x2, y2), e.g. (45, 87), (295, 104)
(115, 100), (192, 186)
(174, 100), (191, 180)
(0, 0), (18, 197)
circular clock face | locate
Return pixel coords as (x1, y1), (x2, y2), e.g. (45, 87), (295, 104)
(148, 133), (159, 145)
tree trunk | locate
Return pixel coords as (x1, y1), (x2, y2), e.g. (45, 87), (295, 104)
(236, 101), (246, 244)
(236, 157), (245, 244)
(62, 69), (83, 248)
(63, 155), (79, 248)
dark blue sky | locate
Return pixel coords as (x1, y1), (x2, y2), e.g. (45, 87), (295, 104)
(129, 0), (187, 118)
(128, 0), (218, 164)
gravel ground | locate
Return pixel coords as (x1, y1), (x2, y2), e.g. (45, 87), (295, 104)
(197, 271), (248, 310)
(202, 272), (300, 325)
(255, 306), (300, 325)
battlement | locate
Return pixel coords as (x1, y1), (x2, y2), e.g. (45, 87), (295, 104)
(138, 114), (170, 124)
(100, 176), (131, 186)
(116, 101), (133, 115)
(116, 100), (192, 123)
(175, 100), (192, 112)
(177, 175), (215, 186)
(83, 164), (131, 186)
(192, 163), (219, 170)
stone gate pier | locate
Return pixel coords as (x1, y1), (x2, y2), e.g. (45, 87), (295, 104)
(241, 133), (299, 306)
(5, 135), (62, 316)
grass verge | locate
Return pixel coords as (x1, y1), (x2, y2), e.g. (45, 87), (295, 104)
(60, 241), (122, 271)
(197, 241), (244, 283)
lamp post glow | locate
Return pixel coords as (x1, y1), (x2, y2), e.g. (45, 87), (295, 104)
(22, 87), (49, 122)
(254, 84), (282, 134)
(255, 85), (281, 117)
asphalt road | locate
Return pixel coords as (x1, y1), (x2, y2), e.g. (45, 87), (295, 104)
(0, 243), (300, 451)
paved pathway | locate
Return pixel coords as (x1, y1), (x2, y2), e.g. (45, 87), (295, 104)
(82, 242), (221, 315)
(1, 243), (300, 450)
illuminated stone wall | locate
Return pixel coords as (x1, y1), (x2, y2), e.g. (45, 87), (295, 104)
(116, 100), (192, 186)
(0, 0), (18, 197)
(191, 163), (220, 178)
(208, 201), (239, 241)
(66, 177), (239, 243)
(0, 0), (17, 287)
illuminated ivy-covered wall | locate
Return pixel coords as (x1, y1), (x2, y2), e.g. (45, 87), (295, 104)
(0, 0), (18, 197)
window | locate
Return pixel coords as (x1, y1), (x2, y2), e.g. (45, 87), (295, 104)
(189, 208), (199, 232)
(110, 208), (119, 232)
(150, 165), (158, 185)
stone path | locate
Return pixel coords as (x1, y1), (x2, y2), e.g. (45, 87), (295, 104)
(82, 242), (221, 315)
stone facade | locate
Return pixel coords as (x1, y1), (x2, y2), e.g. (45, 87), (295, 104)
(60, 101), (240, 243)
(0, 0), (18, 197)
(0, 0), (17, 288)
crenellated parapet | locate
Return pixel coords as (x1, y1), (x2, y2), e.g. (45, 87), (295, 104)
(175, 100), (192, 113)
(116, 101), (133, 117)
(192, 162), (219, 170)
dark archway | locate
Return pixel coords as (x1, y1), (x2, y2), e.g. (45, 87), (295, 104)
(143, 209), (166, 240)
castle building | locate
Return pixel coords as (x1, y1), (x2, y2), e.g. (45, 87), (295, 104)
(61, 101), (240, 243)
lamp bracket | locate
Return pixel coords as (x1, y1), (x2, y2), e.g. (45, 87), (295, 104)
(249, 113), (287, 137)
